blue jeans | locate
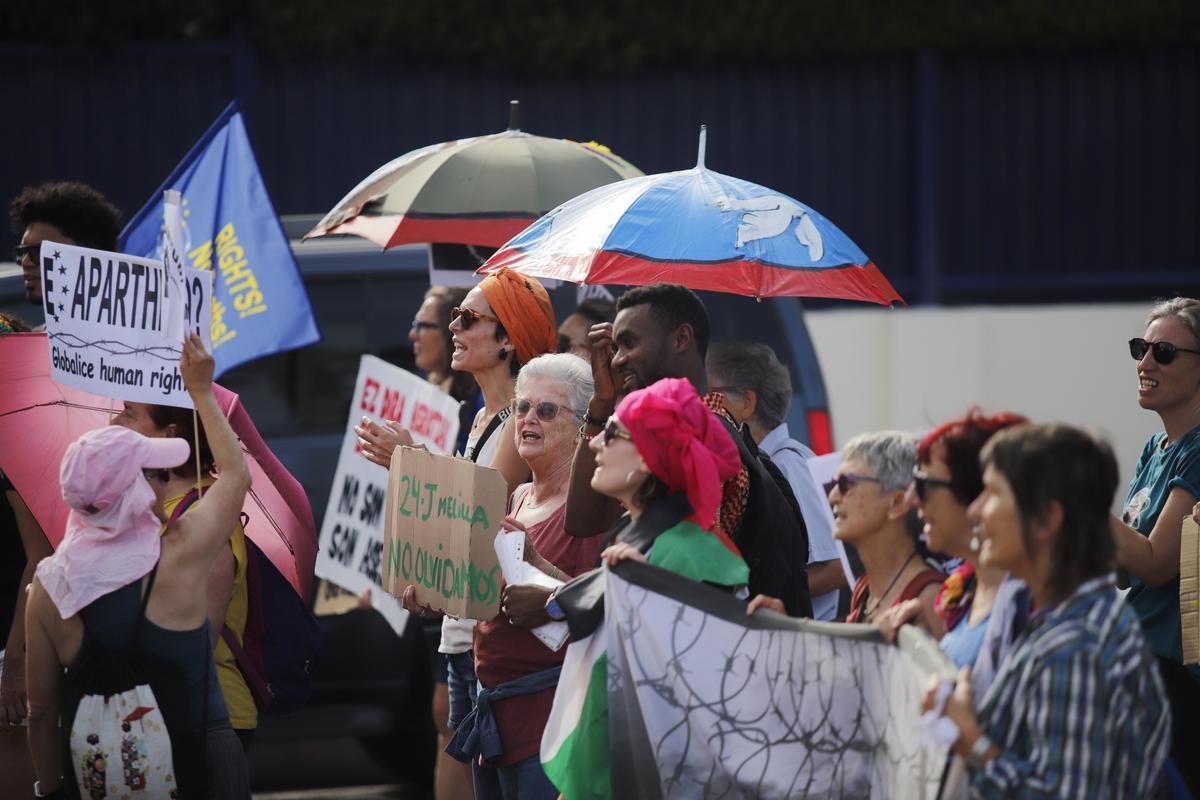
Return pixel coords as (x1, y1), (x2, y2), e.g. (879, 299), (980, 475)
(473, 754), (559, 800)
(445, 650), (477, 729)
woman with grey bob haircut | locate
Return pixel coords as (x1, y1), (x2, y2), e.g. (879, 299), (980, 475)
(1109, 296), (1200, 795)
(832, 431), (945, 630)
(464, 352), (606, 797)
(514, 353), (593, 422)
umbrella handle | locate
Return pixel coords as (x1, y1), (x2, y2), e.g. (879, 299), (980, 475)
(508, 99), (519, 132)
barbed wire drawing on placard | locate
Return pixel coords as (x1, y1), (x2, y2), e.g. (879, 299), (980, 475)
(607, 574), (944, 800)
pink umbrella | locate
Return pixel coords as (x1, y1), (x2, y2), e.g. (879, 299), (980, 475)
(0, 333), (316, 601)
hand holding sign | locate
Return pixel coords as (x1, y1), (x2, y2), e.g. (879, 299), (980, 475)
(180, 332), (215, 394)
(401, 584), (440, 620)
(355, 417), (422, 469)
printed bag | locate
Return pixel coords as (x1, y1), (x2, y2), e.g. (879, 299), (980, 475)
(61, 564), (208, 799)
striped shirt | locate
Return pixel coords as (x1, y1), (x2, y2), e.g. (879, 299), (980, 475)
(972, 574), (1170, 799)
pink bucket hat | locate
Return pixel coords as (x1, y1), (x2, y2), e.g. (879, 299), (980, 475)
(38, 426), (191, 619)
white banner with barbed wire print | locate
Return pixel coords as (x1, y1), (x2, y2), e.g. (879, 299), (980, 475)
(315, 355), (462, 635)
(40, 242), (212, 409)
(603, 561), (956, 800)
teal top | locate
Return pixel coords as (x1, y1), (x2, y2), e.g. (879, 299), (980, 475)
(1122, 425), (1200, 682)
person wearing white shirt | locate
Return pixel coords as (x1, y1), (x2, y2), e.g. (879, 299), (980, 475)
(707, 342), (844, 620)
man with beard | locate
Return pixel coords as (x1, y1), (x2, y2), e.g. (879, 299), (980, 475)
(503, 283), (813, 626)
(1, 182), (122, 732)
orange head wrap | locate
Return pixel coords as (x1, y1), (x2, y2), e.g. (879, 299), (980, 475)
(478, 268), (557, 365)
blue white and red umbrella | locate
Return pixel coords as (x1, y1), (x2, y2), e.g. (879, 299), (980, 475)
(481, 127), (902, 305)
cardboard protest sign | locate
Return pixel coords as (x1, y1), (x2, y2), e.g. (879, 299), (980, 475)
(1182, 516), (1199, 665)
(314, 355), (462, 635)
(40, 242), (212, 409)
(382, 448), (507, 619)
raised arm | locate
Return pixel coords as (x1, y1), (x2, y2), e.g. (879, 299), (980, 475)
(1109, 484), (1194, 587)
(170, 334), (251, 565)
(565, 323), (623, 537)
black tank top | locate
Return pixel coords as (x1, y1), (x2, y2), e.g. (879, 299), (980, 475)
(79, 579), (229, 724)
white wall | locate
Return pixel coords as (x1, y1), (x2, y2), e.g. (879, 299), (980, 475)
(804, 303), (1162, 506)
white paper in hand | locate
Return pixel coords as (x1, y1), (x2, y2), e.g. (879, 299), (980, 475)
(494, 530), (570, 651)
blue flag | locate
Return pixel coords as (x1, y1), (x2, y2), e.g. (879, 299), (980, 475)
(120, 101), (321, 376)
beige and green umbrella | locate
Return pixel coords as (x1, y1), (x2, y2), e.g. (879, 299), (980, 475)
(305, 101), (643, 249)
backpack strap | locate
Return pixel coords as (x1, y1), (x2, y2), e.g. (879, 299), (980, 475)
(167, 487), (202, 526)
(220, 624), (272, 708)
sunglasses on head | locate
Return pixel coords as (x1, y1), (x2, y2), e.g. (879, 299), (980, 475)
(912, 466), (955, 502)
(450, 306), (501, 330)
(513, 398), (572, 422)
(1128, 337), (1200, 365)
(826, 473), (880, 495)
(602, 418), (634, 446)
(13, 243), (38, 263)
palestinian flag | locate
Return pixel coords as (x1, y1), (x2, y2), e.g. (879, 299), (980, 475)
(541, 520), (748, 800)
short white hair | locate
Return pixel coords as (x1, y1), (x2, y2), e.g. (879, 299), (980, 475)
(516, 353), (593, 419)
(842, 430), (917, 492)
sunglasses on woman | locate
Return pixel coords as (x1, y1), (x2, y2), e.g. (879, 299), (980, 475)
(912, 466), (955, 501)
(825, 473), (881, 496)
(602, 418), (634, 446)
(410, 320), (440, 333)
(513, 398), (573, 421)
(450, 306), (501, 330)
(1128, 337), (1200, 365)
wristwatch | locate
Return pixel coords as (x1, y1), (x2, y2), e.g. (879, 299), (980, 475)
(544, 592), (567, 622)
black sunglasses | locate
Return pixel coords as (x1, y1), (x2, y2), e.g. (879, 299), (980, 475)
(513, 398), (573, 422)
(450, 306), (501, 330)
(912, 467), (955, 502)
(410, 320), (440, 333)
(825, 473), (880, 495)
(1129, 337), (1200, 365)
(13, 243), (38, 263)
(602, 418), (634, 446)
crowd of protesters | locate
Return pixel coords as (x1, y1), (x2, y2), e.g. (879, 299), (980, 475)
(0, 179), (1196, 800)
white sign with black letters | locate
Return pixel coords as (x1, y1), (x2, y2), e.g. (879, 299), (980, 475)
(315, 355), (462, 635)
(40, 242), (212, 409)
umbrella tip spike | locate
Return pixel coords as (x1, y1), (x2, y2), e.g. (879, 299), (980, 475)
(509, 99), (520, 131)
(697, 124), (707, 170)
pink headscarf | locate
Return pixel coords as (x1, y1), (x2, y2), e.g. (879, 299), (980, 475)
(36, 425), (189, 619)
(615, 377), (741, 530)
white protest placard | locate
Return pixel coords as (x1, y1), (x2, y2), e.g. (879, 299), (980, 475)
(494, 530), (569, 651)
(40, 242), (212, 409)
(315, 355), (463, 635)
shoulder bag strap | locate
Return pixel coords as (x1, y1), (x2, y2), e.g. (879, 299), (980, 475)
(467, 405), (512, 463)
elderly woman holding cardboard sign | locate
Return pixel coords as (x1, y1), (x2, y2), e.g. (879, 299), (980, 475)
(447, 353), (606, 800)
(358, 269), (558, 799)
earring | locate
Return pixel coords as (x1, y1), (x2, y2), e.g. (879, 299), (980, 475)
(498, 348), (509, 360)
(969, 524), (982, 552)
(625, 469), (641, 486)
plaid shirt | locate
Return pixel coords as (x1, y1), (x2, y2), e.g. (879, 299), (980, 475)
(701, 391), (749, 536)
(972, 574), (1171, 799)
